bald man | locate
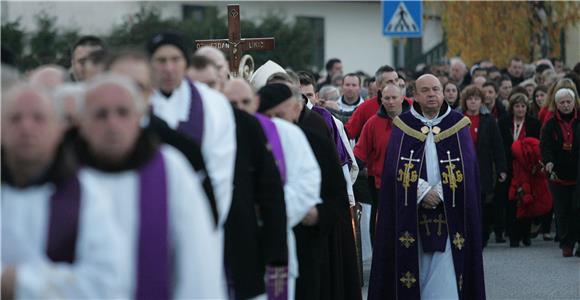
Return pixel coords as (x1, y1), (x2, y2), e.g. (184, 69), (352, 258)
(29, 65), (68, 90)
(195, 46), (229, 91)
(1, 83), (123, 298)
(224, 78), (258, 112)
(369, 74), (485, 300)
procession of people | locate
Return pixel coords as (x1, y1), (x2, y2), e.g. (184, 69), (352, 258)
(2, 16), (579, 300)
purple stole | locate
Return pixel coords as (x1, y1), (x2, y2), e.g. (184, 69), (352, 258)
(136, 150), (170, 300)
(311, 106), (352, 167)
(368, 111), (485, 300)
(176, 79), (204, 146)
(255, 113), (287, 184)
(46, 176), (81, 263)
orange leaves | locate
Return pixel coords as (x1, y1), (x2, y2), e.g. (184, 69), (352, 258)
(442, 1), (530, 67)
(441, 1), (580, 66)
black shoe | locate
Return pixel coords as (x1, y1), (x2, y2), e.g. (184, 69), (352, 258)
(523, 238), (531, 247)
(495, 237), (507, 243)
(510, 241), (520, 248)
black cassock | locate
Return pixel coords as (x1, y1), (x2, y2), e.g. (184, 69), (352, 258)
(294, 125), (362, 300)
(225, 108), (288, 299)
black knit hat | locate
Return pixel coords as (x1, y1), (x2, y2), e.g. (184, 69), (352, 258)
(257, 83), (293, 113)
(146, 31), (191, 66)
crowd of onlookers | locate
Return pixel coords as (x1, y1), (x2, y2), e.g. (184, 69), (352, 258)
(311, 56), (580, 258)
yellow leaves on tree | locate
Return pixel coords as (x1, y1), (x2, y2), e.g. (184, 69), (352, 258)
(441, 1), (580, 68)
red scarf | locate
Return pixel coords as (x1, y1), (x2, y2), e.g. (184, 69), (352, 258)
(465, 113), (480, 146)
(556, 109), (577, 151)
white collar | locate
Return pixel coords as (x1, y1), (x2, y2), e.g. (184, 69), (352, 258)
(410, 104), (451, 128)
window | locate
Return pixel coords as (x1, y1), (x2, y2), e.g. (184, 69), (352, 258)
(297, 16), (324, 72)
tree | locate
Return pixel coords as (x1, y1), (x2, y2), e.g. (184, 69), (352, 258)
(441, 1), (580, 67)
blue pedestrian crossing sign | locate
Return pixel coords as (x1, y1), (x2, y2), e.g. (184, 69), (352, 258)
(382, 0), (423, 37)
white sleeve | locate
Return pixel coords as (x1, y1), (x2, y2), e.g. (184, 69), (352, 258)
(16, 179), (127, 299)
(335, 118), (359, 183)
(198, 84), (237, 226)
(416, 178), (444, 204)
(163, 147), (228, 299)
(342, 165), (355, 207)
(276, 120), (322, 227)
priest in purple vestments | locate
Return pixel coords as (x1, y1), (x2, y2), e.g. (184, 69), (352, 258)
(368, 74), (485, 300)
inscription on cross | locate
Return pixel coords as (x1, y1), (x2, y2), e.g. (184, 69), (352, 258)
(195, 4), (275, 77)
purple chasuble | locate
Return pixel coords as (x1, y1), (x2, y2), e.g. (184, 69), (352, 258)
(368, 110), (485, 300)
(46, 175), (81, 263)
(311, 106), (352, 167)
(176, 79), (204, 145)
(255, 113), (287, 184)
(136, 150), (170, 300)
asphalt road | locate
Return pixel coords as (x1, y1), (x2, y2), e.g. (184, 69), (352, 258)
(361, 236), (580, 299)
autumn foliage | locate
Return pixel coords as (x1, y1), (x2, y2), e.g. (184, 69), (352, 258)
(441, 1), (580, 68)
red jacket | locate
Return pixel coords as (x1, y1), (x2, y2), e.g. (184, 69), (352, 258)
(508, 137), (553, 218)
(538, 107), (554, 127)
(345, 96), (412, 139)
(345, 96), (380, 139)
(354, 110), (394, 189)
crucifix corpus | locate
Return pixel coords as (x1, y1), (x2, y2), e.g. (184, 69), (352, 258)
(195, 4), (275, 77)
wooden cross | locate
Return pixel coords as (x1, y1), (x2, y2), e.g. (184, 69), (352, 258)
(399, 231), (416, 249)
(419, 214), (432, 236)
(433, 214), (446, 236)
(195, 4), (275, 77)
(400, 271), (417, 289)
(453, 232), (465, 250)
(440, 150), (463, 207)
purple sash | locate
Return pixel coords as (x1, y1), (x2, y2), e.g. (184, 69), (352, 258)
(255, 113), (287, 184)
(46, 176), (81, 263)
(311, 106), (352, 167)
(176, 79), (204, 146)
(136, 150), (170, 300)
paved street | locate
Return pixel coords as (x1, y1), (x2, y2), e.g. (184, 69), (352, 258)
(362, 237), (580, 299)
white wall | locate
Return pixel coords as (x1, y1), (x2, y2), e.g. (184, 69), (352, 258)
(565, 23), (580, 68)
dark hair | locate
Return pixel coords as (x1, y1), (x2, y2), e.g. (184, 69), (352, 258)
(529, 85), (548, 117)
(190, 54), (216, 70)
(509, 57), (523, 64)
(342, 73), (361, 85)
(375, 65), (396, 78)
(535, 64), (551, 74)
(325, 58), (341, 72)
(507, 86), (529, 115)
(297, 71), (316, 86)
(500, 75), (512, 84)
(573, 62), (580, 76)
(72, 35), (105, 55)
(86, 49), (108, 65)
(460, 85), (485, 111)
(482, 81), (498, 93)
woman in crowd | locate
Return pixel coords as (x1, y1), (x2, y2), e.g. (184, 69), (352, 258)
(529, 85), (548, 119)
(460, 85), (507, 247)
(538, 78), (579, 126)
(498, 88), (542, 247)
(540, 86), (580, 257)
(443, 81), (460, 109)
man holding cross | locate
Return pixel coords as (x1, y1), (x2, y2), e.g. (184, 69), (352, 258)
(368, 74), (485, 300)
